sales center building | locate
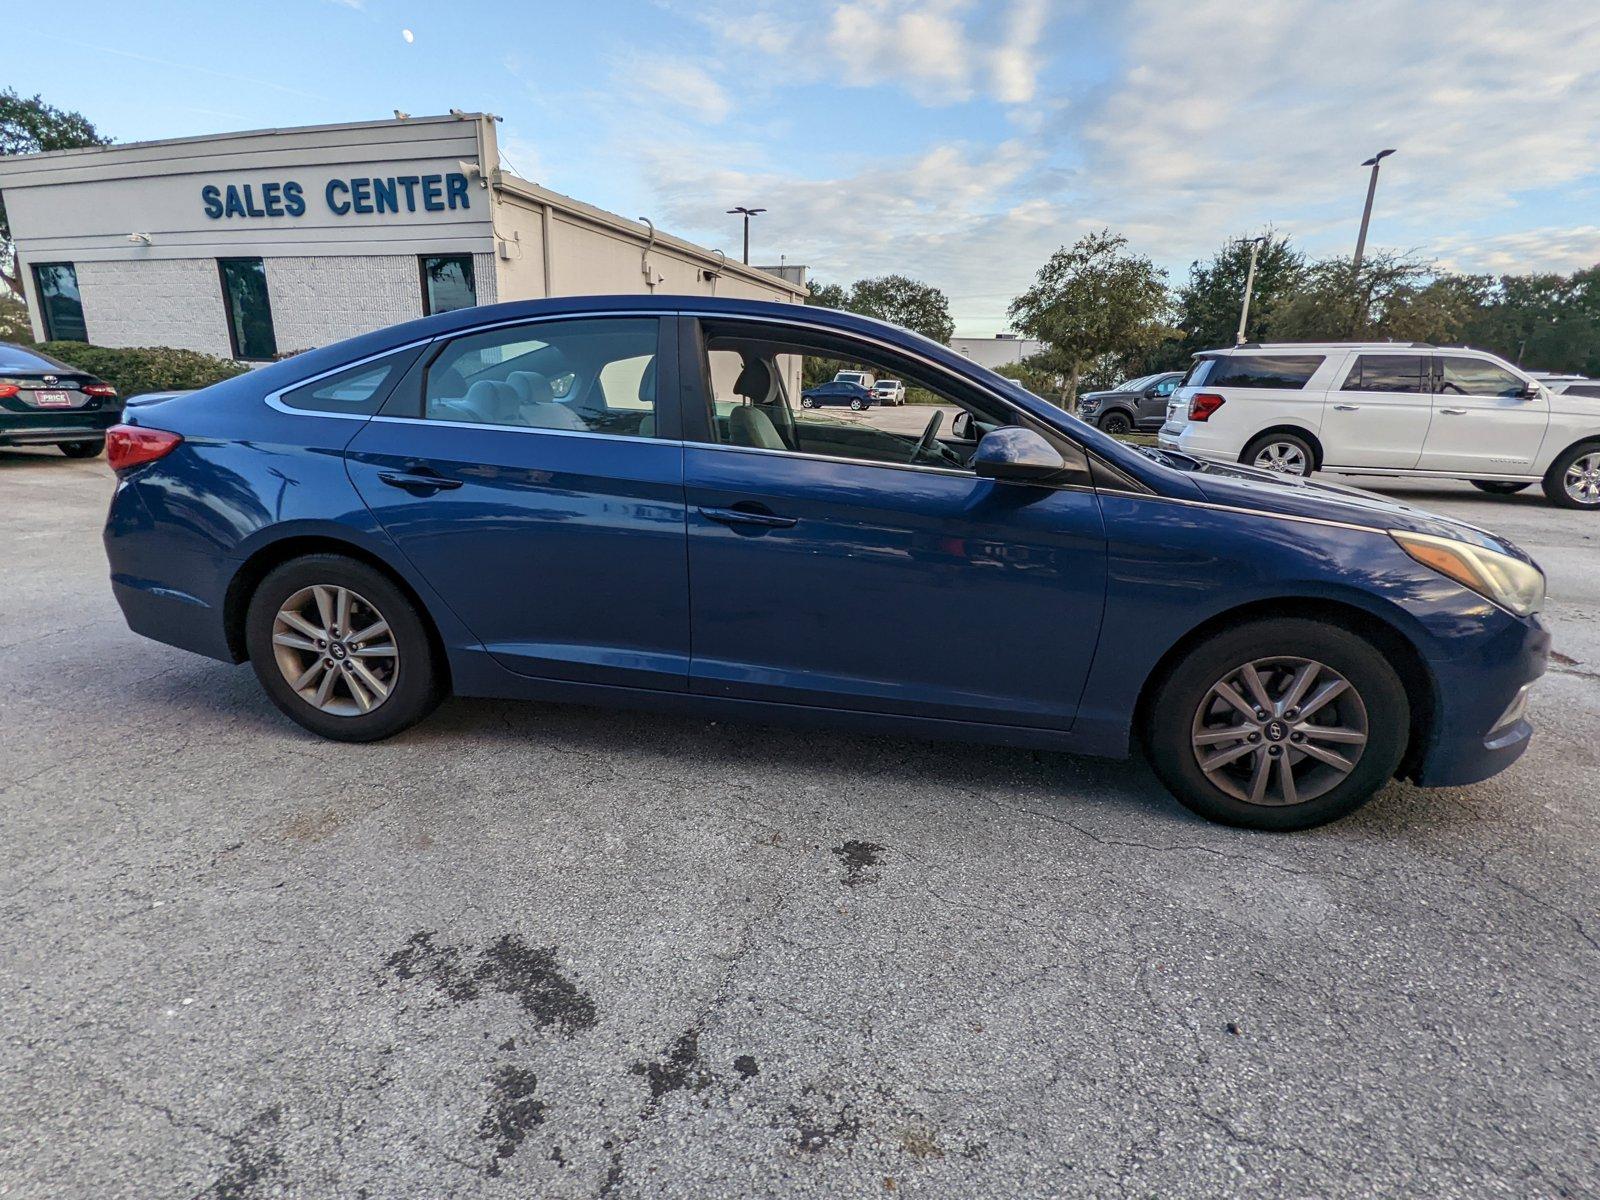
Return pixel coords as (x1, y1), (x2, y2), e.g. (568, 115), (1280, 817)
(0, 112), (805, 360)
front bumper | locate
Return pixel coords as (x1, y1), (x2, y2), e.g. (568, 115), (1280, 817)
(1410, 613), (1550, 787)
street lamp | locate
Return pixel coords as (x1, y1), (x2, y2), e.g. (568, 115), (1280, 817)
(726, 206), (766, 264)
(1351, 148), (1396, 276)
(1236, 235), (1268, 345)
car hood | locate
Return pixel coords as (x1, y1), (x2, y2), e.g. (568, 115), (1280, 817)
(1169, 455), (1534, 563)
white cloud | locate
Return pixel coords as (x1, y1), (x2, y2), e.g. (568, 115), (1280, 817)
(988, 0), (1049, 105)
(1432, 226), (1600, 275)
(828, 0), (974, 102)
(614, 55), (733, 123)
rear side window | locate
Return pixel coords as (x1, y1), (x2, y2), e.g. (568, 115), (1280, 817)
(1565, 384), (1600, 398)
(1205, 355), (1324, 390)
(280, 349), (420, 415)
(1436, 356), (1525, 398)
(1342, 354), (1427, 393)
(1180, 359), (1214, 387)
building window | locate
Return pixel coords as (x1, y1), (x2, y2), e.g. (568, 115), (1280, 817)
(32, 263), (88, 342)
(218, 258), (278, 361)
(420, 254), (476, 315)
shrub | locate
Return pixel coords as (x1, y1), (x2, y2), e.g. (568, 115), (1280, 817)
(33, 341), (249, 397)
(0, 292), (36, 344)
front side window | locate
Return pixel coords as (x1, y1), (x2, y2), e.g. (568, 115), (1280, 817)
(32, 263), (87, 342)
(698, 322), (1066, 475)
(218, 258), (277, 361)
(1342, 354), (1427, 393)
(1436, 356), (1525, 398)
(423, 317), (659, 436)
(420, 254), (476, 315)
(1153, 376), (1177, 396)
(1206, 354), (1324, 389)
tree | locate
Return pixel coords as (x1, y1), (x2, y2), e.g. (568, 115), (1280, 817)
(1, 89), (110, 296)
(1174, 232), (1304, 351)
(1007, 230), (1172, 408)
(1269, 252), (1430, 342)
(844, 274), (955, 344)
(805, 280), (848, 309)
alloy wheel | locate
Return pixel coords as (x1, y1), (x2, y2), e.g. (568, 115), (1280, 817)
(1564, 452), (1600, 505)
(271, 584), (399, 716)
(1190, 656), (1368, 806)
(1253, 442), (1308, 475)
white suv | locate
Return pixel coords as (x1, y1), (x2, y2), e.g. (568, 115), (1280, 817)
(1158, 343), (1600, 509)
(872, 378), (906, 405)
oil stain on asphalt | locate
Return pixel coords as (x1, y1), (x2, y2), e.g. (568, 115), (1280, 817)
(380, 930), (598, 1035)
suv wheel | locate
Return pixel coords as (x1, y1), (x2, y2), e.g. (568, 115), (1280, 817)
(1242, 433), (1314, 477)
(245, 554), (444, 741)
(1099, 411), (1133, 436)
(1543, 443), (1600, 509)
(1470, 480), (1531, 495)
(59, 439), (105, 459)
(1145, 618), (1409, 830)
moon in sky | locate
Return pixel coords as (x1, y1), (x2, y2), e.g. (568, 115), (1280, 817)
(401, 28), (415, 43)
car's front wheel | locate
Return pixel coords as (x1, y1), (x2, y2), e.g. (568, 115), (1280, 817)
(1242, 433), (1315, 477)
(801, 397), (815, 408)
(59, 439), (105, 458)
(1543, 443), (1600, 509)
(245, 553), (444, 741)
(1145, 618), (1409, 830)
(1098, 411), (1133, 436)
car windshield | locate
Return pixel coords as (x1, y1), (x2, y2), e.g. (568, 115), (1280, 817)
(0, 344), (72, 372)
(1120, 374), (1157, 391)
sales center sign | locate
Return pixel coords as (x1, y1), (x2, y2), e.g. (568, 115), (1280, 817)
(200, 171), (473, 219)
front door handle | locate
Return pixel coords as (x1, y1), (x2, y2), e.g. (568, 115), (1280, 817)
(377, 469), (463, 495)
(1439, 407), (1469, 415)
(697, 505), (797, 530)
(1333, 404), (1360, 411)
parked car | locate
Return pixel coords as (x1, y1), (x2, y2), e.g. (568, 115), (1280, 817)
(1538, 375), (1600, 399)
(1078, 371), (1182, 434)
(0, 342), (120, 457)
(104, 296), (1548, 831)
(802, 380), (875, 410)
(873, 378), (907, 406)
(1159, 342), (1600, 509)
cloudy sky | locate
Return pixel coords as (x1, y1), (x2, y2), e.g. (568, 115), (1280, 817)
(11, 0), (1600, 331)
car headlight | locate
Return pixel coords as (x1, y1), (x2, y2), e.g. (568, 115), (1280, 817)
(1390, 530), (1545, 616)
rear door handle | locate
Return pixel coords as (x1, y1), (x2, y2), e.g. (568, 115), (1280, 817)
(697, 505), (797, 530)
(377, 469), (463, 494)
(1333, 404), (1360, 411)
(1439, 407), (1469, 415)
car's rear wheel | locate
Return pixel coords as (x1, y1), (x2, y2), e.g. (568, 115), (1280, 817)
(1542, 443), (1600, 510)
(1470, 480), (1531, 495)
(59, 439), (105, 458)
(1099, 411), (1133, 436)
(849, 398), (864, 411)
(1144, 618), (1409, 830)
(1242, 433), (1315, 477)
(245, 554), (443, 741)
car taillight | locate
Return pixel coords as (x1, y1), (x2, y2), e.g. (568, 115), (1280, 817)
(0, 384), (18, 399)
(83, 383), (118, 398)
(106, 425), (183, 471)
(1189, 392), (1226, 421)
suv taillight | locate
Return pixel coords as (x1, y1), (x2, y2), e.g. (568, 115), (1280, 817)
(106, 425), (182, 471)
(1189, 392), (1226, 422)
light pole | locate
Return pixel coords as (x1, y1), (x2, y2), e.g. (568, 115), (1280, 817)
(1236, 235), (1268, 345)
(726, 206), (766, 264)
(1351, 148), (1395, 276)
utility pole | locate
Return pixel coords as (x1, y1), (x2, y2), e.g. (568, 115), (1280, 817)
(1236, 235), (1268, 345)
(1352, 149), (1396, 276)
(726, 206), (766, 264)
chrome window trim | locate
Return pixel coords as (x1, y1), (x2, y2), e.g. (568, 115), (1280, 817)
(263, 338), (434, 420)
(689, 438), (1000, 482)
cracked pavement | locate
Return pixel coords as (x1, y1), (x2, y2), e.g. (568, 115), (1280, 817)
(2, 449), (1597, 1199)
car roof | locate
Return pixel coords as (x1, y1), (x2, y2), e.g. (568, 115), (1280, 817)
(1201, 341), (1504, 356)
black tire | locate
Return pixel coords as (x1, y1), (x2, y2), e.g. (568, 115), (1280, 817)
(1541, 442), (1600, 510)
(59, 439), (105, 458)
(1241, 432), (1315, 477)
(849, 398), (864, 411)
(1470, 480), (1531, 495)
(800, 397), (815, 409)
(1098, 410), (1133, 436)
(1144, 618), (1409, 831)
(245, 553), (444, 742)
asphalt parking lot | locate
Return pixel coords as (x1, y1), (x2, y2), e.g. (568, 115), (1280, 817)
(3, 445), (1597, 1200)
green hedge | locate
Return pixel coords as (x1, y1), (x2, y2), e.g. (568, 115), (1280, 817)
(33, 341), (249, 397)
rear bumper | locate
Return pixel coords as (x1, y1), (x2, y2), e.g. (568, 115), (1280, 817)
(1410, 614), (1550, 787)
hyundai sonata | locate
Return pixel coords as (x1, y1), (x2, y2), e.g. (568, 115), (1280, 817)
(103, 297), (1549, 830)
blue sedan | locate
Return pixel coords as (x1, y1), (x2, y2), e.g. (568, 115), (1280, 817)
(800, 380), (875, 410)
(103, 296), (1548, 829)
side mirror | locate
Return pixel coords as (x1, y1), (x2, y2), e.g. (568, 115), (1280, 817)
(971, 427), (1067, 483)
(951, 410), (974, 441)
(1522, 383), (1543, 401)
